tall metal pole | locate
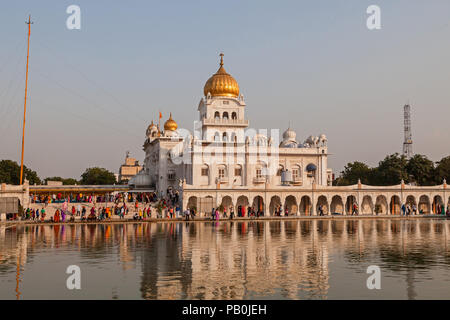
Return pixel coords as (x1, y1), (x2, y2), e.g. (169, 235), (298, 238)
(20, 15), (32, 185)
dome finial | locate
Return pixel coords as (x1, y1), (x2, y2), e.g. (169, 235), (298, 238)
(164, 112), (178, 131)
(203, 54), (239, 97)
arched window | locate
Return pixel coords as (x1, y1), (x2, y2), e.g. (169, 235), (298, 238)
(201, 164), (209, 177)
(256, 161), (268, 178)
(214, 111), (220, 119)
(306, 163), (317, 177)
(217, 164), (227, 181)
(231, 112), (237, 120)
(230, 133), (237, 144)
(234, 164), (242, 176)
(223, 112), (229, 120)
(214, 132), (220, 142)
(222, 132), (228, 141)
(292, 165), (301, 181)
(277, 165), (284, 176)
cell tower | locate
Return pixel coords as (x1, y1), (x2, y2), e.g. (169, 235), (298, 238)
(403, 104), (413, 158)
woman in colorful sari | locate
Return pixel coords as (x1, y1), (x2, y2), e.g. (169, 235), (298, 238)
(54, 209), (60, 223)
(61, 210), (66, 222)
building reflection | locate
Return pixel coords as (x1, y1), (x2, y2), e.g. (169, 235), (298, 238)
(0, 219), (449, 299)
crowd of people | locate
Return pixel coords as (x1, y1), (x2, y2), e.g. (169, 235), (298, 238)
(30, 192), (159, 205)
(12, 194), (450, 223)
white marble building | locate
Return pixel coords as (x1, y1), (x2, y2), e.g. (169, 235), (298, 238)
(130, 54), (334, 214)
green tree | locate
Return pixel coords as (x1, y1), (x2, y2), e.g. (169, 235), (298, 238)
(372, 153), (409, 186)
(0, 159), (41, 185)
(435, 156), (450, 184)
(80, 167), (116, 185)
(406, 154), (435, 186)
(334, 161), (373, 186)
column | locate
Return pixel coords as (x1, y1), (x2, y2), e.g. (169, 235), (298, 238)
(311, 194), (317, 216)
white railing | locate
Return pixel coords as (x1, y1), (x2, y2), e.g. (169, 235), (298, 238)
(253, 177), (266, 184)
(203, 118), (249, 126)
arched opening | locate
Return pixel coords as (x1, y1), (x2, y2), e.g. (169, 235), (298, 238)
(187, 196), (198, 213)
(361, 195), (373, 215)
(269, 196), (281, 216)
(214, 132), (220, 142)
(406, 195), (416, 206)
(230, 133), (237, 145)
(418, 195), (430, 214)
(345, 195), (357, 215)
(222, 132), (228, 142)
(433, 195), (444, 214)
(284, 195), (298, 216)
(330, 195), (344, 215)
(214, 111), (220, 119)
(231, 112), (237, 120)
(220, 196), (233, 214)
(236, 196), (249, 217)
(199, 196), (214, 216)
(299, 196), (311, 216)
(390, 195), (401, 215)
(316, 195), (329, 215)
(375, 195), (388, 215)
(252, 196), (264, 215)
(222, 112), (229, 120)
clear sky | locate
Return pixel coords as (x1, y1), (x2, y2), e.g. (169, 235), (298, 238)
(1, 0), (449, 180)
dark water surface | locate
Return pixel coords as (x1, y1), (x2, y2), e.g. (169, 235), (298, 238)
(1, 219), (450, 299)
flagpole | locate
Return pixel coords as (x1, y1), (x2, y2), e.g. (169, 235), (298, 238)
(20, 15), (33, 185)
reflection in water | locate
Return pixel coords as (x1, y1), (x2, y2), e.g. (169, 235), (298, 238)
(0, 219), (449, 299)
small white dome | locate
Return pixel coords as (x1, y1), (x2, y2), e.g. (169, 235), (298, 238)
(146, 121), (158, 138)
(282, 128), (296, 141)
(280, 128), (298, 147)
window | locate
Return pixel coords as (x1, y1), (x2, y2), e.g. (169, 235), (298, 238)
(223, 101), (229, 105)
(201, 168), (209, 176)
(231, 133), (237, 144)
(223, 112), (229, 119)
(235, 167), (242, 176)
(214, 132), (220, 141)
(168, 171), (176, 181)
(214, 111), (220, 119)
(256, 169), (262, 179)
(218, 168), (225, 179)
(231, 112), (237, 120)
(222, 132), (228, 141)
(292, 165), (301, 180)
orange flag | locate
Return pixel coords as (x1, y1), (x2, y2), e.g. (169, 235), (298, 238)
(159, 112), (162, 119)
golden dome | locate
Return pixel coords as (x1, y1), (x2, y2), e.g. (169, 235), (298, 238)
(164, 113), (178, 131)
(203, 53), (239, 98)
